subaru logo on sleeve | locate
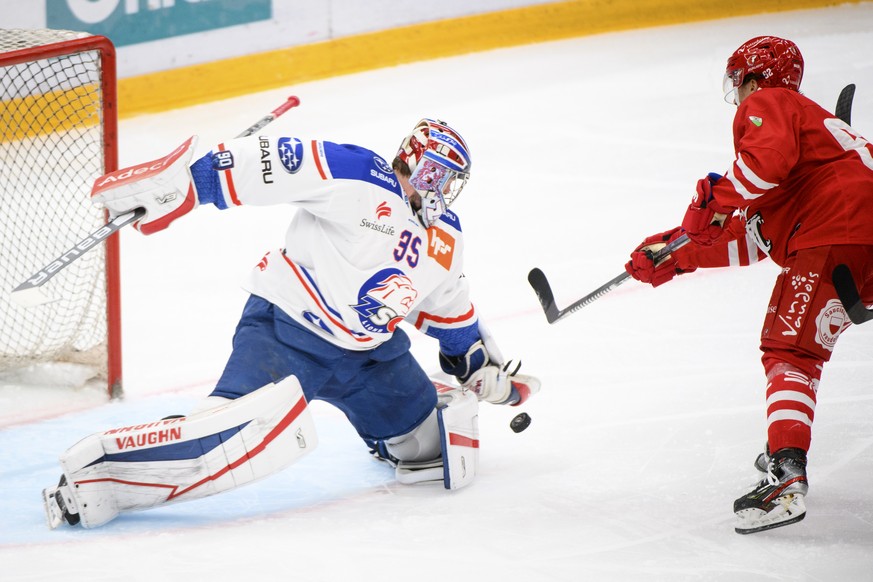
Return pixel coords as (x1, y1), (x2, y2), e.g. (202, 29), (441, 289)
(278, 137), (304, 173)
(373, 155), (392, 174)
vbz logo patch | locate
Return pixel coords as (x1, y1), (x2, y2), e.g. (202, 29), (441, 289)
(427, 227), (455, 270)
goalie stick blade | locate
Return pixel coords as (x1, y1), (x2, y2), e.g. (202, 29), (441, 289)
(9, 208), (144, 307)
(832, 263), (873, 324)
(9, 286), (60, 307)
(527, 268), (560, 324)
(835, 83), (855, 125)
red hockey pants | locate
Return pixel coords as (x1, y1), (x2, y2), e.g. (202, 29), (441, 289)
(759, 245), (873, 452)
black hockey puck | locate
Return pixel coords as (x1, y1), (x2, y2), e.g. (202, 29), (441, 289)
(510, 412), (531, 433)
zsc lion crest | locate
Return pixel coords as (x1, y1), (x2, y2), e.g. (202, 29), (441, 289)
(352, 268), (419, 333)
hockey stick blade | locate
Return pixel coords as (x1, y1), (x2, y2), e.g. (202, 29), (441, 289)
(529, 234), (690, 324)
(10, 208), (145, 307)
(527, 268), (561, 323)
(835, 83), (855, 125)
(832, 264), (873, 325)
(529, 268), (632, 324)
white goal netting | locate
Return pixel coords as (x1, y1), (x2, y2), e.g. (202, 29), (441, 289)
(0, 29), (119, 399)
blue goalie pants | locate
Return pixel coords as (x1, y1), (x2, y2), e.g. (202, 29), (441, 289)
(212, 294), (437, 442)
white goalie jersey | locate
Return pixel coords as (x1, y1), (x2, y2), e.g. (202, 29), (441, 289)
(193, 135), (479, 351)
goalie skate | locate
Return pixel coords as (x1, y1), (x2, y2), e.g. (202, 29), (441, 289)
(42, 476), (80, 530)
(734, 448), (808, 534)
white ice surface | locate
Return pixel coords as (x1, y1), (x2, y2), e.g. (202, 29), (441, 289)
(3, 5), (873, 580)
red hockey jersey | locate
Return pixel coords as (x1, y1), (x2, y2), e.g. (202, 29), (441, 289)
(689, 216), (767, 269)
(709, 88), (873, 266)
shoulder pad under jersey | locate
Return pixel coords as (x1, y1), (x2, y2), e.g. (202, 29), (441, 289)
(438, 209), (462, 232)
(320, 141), (402, 198)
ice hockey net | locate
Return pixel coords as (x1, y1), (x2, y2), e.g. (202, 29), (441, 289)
(0, 30), (121, 398)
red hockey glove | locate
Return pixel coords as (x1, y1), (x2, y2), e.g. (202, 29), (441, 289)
(625, 226), (697, 287)
(681, 173), (732, 246)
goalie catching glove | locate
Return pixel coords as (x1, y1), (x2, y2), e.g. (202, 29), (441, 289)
(439, 340), (540, 406)
(91, 136), (200, 235)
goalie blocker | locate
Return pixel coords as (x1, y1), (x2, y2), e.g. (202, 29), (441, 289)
(43, 377), (482, 528)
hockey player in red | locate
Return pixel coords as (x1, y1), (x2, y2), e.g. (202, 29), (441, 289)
(625, 36), (873, 534)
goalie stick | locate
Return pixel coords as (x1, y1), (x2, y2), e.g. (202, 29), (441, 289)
(236, 95), (300, 137)
(529, 84), (860, 325)
(10, 95), (301, 307)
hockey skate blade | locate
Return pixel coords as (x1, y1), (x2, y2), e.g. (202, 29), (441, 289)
(10, 286), (60, 307)
(735, 493), (807, 534)
(42, 487), (65, 530)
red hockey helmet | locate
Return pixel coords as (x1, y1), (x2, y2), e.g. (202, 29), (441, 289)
(396, 119), (471, 227)
(723, 36), (804, 104)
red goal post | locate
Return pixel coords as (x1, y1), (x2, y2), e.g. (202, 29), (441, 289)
(0, 29), (122, 398)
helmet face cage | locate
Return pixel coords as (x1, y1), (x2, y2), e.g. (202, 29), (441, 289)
(397, 119), (471, 227)
(722, 67), (745, 105)
(722, 36), (804, 104)
(417, 188), (447, 230)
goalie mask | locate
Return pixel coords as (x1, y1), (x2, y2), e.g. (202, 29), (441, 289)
(723, 36), (804, 105)
(396, 119), (471, 228)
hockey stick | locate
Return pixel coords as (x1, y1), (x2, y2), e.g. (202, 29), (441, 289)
(829, 84), (871, 323)
(529, 83), (859, 325)
(10, 95), (301, 307)
(832, 264), (872, 325)
(236, 95), (300, 137)
(835, 83), (855, 125)
(528, 234), (689, 324)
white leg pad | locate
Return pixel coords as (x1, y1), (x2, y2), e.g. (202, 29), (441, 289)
(53, 375), (316, 528)
(436, 387), (479, 490)
(395, 385), (479, 490)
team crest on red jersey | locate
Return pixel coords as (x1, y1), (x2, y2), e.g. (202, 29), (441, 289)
(814, 298), (851, 351)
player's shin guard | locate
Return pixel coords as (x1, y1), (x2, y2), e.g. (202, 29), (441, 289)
(765, 366), (816, 452)
(395, 387), (479, 490)
(42, 375), (316, 529)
